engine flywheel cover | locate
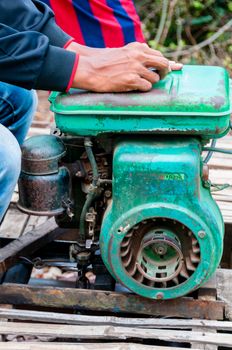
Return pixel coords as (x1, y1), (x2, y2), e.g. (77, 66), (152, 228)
(120, 220), (200, 291)
(105, 204), (220, 300)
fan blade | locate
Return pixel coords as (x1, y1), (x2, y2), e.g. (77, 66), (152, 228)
(186, 256), (196, 271)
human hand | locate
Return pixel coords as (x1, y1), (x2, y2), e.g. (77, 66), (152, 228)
(155, 60), (183, 80)
(67, 42), (183, 72)
(71, 42), (170, 92)
(67, 41), (183, 86)
(169, 60), (183, 71)
(66, 41), (107, 57)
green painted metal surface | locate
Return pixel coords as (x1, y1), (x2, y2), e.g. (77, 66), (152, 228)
(48, 65), (231, 300)
(51, 65), (231, 138)
(100, 138), (224, 299)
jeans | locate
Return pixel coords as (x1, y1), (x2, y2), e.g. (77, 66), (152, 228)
(0, 82), (37, 222)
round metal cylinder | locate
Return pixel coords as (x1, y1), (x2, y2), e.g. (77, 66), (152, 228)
(21, 135), (66, 175)
(18, 166), (70, 216)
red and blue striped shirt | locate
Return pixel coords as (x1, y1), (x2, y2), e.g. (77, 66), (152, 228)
(41, 0), (145, 48)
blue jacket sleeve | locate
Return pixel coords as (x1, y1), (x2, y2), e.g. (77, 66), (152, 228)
(0, 24), (76, 91)
(0, 0), (71, 47)
(0, 0), (77, 91)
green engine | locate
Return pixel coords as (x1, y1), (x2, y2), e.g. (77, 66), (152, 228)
(18, 65), (232, 299)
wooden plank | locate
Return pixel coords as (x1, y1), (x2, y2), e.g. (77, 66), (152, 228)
(0, 284), (224, 320)
(0, 322), (231, 346)
(198, 280), (217, 303)
(28, 126), (50, 136)
(215, 202), (232, 209)
(213, 194), (232, 202)
(209, 152), (232, 161)
(0, 209), (29, 239)
(222, 217), (232, 224)
(10, 191), (19, 205)
(0, 308), (232, 330)
(205, 137), (232, 172)
(194, 281), (218, 350)
(0, 343), (196, 350)
(31, 120), (51, 128)
(209, 170), (232, 182)
(210, 161), (232, 169)
(214, 192), (232, 199)
(216, 205), (232, 218)
(0, 305), (12, 342)
(23, 215), (48, 235)
(216, 269), (232, 320)
(0, 218), (68, 276)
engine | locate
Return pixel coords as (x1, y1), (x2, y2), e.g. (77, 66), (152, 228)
(18, 65), (231, 299)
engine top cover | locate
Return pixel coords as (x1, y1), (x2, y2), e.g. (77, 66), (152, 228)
(51, 65), (231, 139)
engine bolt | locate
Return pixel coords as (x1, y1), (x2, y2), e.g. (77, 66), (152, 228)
(156, 292), (164, 300)
(105, 190), (112, 198)
(76, 171), (82, 177)
(198, 230), (206, 239)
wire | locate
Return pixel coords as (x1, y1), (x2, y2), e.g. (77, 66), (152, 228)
(79, 137), (99, 244)
(210, 183), (231, 192)
(203, 119), (232, 161)
(203, 139), (217, 163)
(203, 147), (232, 155)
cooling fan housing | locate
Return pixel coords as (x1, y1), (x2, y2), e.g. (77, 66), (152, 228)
(100, 137), (224, 299)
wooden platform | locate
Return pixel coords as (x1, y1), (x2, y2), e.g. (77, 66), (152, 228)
(0, 293), (231, 348)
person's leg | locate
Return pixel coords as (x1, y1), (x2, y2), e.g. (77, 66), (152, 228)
(0, 124), (21, 221)
(0, 82), (37, 145)
(0, 83), (37, 221)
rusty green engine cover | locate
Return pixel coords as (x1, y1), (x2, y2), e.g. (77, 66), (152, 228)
(51, 65), (231, 139)
(100, 137), (224, 299)
(46, 64), (231, 300)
